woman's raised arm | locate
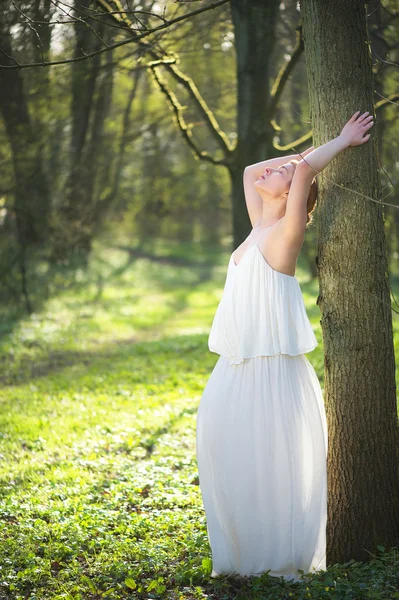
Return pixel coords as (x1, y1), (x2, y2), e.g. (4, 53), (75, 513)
(244, 145), (314, 180)
(298, 110), (373, 176)
(283, 110), (374, 239)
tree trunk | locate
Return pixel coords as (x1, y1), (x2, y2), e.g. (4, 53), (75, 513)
(55, 1), (115, 258)
(230, 0), (280, 249)
(0, 16), (51, 244)
(301, 0), (399, 566)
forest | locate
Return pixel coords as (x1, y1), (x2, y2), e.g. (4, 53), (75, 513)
(0, 0), (399, 599)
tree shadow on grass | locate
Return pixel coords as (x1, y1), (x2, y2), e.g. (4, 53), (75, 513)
(0, 244), (221, 342)
(0, 332), (211, 388)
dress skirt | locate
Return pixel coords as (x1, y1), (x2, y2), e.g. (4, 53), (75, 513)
(196, 353), (328, 582)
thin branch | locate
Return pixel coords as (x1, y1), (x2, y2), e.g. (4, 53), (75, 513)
(0, 0), (231, 69)
(0, 44), (20, 67)
(98, 0), (233, 160)
(96, 54), (177, 71)
(273, 130), (313, 152)
(60, 0), (171, 26)
(371, 44), (399, 68)
(374, 91), (399, 108)
(11, 1), (46, 64)
(286, 148), (399, 212)
(150, 65), (227, 166)
(52, 0), (149, 33)
(269, 26), (304, 132)
(157, 61), (234, 155)
(274, 92), (399, 153)
(48, 0), (111, 48)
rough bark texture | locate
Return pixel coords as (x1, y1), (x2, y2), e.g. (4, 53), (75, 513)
(230, 0), (280, 247)
(300, 0), (399, 565)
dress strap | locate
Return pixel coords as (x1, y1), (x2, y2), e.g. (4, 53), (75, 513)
(256, 224), (274, 249)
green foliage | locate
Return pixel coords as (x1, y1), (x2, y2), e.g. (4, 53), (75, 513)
(0, 1), (236, 294)
(0, 241), (398, 599)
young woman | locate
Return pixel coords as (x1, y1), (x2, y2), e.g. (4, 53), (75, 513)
(196, 111), (374, 581)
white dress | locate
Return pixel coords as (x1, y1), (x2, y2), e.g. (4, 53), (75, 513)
(196, 235), (328, 582)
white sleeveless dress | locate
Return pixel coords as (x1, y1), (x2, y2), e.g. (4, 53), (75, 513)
(196, 236), (328, 582)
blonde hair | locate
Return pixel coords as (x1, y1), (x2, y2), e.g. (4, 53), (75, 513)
(289, 159), (318, 227)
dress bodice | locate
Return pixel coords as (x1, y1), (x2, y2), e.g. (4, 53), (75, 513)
(208, 243), (318, 365)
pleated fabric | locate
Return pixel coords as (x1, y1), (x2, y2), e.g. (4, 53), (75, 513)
(196, 242), (328, 581)
(208, 244), (318, 365)
(196, 354), (328, 581)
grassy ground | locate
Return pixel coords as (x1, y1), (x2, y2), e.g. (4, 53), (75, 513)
(0, 238), (398, 600)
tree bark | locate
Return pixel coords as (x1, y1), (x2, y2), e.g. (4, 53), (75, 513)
(300, 0), (399, 565)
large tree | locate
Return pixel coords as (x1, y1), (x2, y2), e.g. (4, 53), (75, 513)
(300, 0), (399, 565)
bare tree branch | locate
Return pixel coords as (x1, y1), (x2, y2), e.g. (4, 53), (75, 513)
(371, 44), (399, 68)
(269, 26), (304, 132)
(273, 130), (313, 152)
(98, 0), (234, 162)
(0, 0), (231, 69)
(150, 64), (227, 165)
(153, 60), (234, 156)
(51, 0), (112, 48)
(374, 91), (399, 109)
(11, 1), (46, 64)
(273, 92), (399, 152)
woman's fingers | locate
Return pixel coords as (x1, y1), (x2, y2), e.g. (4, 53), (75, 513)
(342, 111), (374, 146)
(350, 110), (374, 125)
(357, 111), (370, 123)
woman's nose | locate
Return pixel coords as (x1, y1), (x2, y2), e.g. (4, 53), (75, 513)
(264, 167), (271, 175)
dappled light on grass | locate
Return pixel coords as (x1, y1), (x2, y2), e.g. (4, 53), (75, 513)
(0, 242), (398, 598)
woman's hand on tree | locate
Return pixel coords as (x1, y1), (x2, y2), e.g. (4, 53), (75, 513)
(339, 110), (374, 147)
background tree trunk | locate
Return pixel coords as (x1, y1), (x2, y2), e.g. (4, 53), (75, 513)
(0, 16), (51, 244)
(230, 0), (280, 248)
(301, 0), (399, 565)
(55, 0), (115, 258)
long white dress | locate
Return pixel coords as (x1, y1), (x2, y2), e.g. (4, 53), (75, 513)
(196, 235), (328, 582)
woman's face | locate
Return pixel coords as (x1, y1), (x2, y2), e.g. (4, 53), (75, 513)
(254, 161), (296, 199)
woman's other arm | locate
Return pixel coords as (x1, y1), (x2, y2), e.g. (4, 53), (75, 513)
(243, 146), (315, 227)
(244, 145), (314, 180)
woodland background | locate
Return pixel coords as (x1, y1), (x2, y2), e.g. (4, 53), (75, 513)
(0, 1), (399, 599)
(0, 0), (397, 317)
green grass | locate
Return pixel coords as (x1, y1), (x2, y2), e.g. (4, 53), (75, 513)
(0, 238), (398, 600)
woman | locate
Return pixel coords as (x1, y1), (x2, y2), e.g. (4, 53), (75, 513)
(196, 111), (374, 581)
